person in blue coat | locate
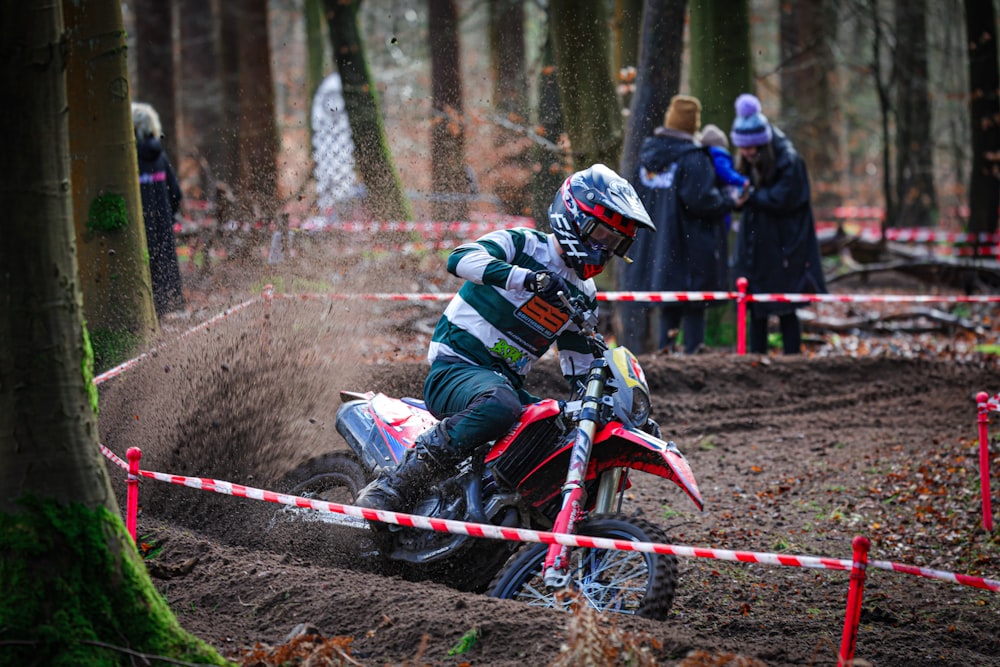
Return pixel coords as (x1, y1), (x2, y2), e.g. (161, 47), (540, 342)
(628, 95), (735, 354)
(729, 93), (827, 355)
(132, 102), (186, 316)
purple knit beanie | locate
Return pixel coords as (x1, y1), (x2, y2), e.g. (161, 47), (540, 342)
(730, 93), (772, 148)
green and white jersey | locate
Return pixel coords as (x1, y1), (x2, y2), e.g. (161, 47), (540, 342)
(428, 227), (598, 387)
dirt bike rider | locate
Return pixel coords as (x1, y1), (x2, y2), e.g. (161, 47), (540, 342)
(355, 163), (655, 514)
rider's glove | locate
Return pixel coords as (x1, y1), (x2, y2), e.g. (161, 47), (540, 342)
(525, 271), (569, 308)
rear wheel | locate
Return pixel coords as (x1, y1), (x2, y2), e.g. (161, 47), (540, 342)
(486, 513), (678, 620)
(283, 452), (369, 505)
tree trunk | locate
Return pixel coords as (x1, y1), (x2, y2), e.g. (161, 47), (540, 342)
(964, 0), (1000, 234)
(621, 0), (687, 190)
(178, 0), (228, 192)
(0, 3), (228, 663)
(529, 25), (568, 230)
(866, 0), (895, 228)
(613, 0), (644, 79)
(549, 0), (624, 170)
(323, 0), (413, 221)
(616, 0), (688, 352)
(63, 0), (158, 369)
(134, 0), (177, 155)
(893, 0), (936, 228)
(238, 0), (280, 221)
(429, 0), (469, 222)
(220, 1), (243, 192)
(306, 0), (328, 110)
(488, 0), (533, 216)
(780, 0), (844, 210)
(689, 0), (753, 130)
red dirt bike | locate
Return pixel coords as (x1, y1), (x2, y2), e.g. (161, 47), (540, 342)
(283, 294), (703, 620)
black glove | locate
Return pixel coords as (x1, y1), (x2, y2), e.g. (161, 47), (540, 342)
(642, 418), (662, 439)
(525, 271), (568, 308)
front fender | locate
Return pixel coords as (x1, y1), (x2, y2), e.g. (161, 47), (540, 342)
(594, 423), (704, 511)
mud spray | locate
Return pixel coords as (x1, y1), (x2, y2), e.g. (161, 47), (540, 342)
(97, 237), (442, 564)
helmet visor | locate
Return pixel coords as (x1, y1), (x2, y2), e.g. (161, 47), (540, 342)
(581, 217), (633, 257)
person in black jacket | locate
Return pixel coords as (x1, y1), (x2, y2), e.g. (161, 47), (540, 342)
(729, 93), (827, 355)
(630, 94), (735, 354)
(132, 102), (186, 316)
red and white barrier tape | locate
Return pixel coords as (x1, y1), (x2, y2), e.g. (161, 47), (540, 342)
(273, 290), (1000, 305)
(743, 293), (1000, 305)
(274, 292), (453, 303)
(599, 291), (736, 303)
(99, 443), (127, 470)
(299, 220), (535, 234)
(91, 287), (999, 392)
(104, 453), (999, 592)
(868, 230), (1000, 244)
(93, 297), (258, 385)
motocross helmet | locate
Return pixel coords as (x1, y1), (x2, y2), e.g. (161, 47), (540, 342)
(548, 164), (654, 280)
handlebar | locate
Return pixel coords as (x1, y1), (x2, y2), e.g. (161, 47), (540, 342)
(557, 291), (607, 356)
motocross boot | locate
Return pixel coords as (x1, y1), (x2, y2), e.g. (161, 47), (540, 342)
(354, 423), (454, 513)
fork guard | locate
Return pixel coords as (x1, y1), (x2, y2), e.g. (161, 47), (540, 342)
(591, 424), (704, 512)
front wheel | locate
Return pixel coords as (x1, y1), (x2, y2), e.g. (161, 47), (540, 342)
(486, 513), (678, 620)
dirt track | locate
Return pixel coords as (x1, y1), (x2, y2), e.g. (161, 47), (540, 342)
(97, 283), (1000, 666)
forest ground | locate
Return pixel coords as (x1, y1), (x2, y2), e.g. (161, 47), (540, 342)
(96, 235), (1000, 666)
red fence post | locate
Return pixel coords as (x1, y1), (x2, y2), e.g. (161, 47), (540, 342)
(126, 447), (141, 543)
(838, 535), (870, 667)
(736, 277), (748, 355)
(976, 392), (994, 532)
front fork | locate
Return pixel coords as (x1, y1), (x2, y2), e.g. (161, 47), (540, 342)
(543, 358), (612, 588)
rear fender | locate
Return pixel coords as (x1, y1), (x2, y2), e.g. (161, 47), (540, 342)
(335, 392), (438, 472)
(592, 423), (704, 511)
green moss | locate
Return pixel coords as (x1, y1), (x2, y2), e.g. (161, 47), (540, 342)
(89, 329), (143, 373)
(0, 497), (232, 666)
(81, 324), (99, 416)
(85, 193), (129, 233)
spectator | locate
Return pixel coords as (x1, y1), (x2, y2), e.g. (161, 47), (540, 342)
(132, 102), (186, 316)
(729, 93), (827, 355)
(634, 95), (735, 354)
(697, 123), (749, 231)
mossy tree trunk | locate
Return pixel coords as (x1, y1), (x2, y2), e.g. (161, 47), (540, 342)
(528, 23), (568, 230)
(688, 0), (752, 350)
(306, 0), (328, 118)
(688, 0), (753, 130)
(613, 0), (644, 78)
(0, 3), (230, 665)
(488, 0), (534, 216)
(323, 0), (413, 221)
(429, 0), (469, 222)
(549, 0), (624, 171)
(64, 0), (159, 368)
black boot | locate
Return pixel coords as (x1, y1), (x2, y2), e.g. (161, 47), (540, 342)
(355, 423), (452, 513)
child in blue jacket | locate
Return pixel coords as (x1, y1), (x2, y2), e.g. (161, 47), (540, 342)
(699, 124), (749, 230)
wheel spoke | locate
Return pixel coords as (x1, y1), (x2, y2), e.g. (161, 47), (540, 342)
(488, 514), (677, 620)
(571, 549), (649, 614)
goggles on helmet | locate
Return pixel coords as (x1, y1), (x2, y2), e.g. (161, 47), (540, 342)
(580, 216), (633, 258)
